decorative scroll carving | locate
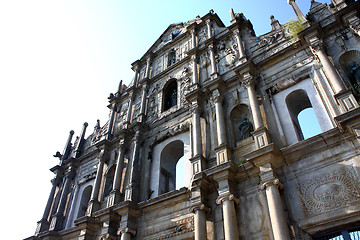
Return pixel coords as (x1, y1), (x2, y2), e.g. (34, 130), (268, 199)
(258, 30), (285, 47)
(298, 168), (360, 216)
(216, 193), (240, 205)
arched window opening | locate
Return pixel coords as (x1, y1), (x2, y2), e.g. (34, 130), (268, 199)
(163, 79), (177, 111)
(159, 140), (184, 194)
(286, 89), (321, 141)
(103, 166), (115, 199)
(77, 185), (92, 218)
(230, 104), (254, 144)
(298, 108), (322, 139)
(167, 49), (176, 67)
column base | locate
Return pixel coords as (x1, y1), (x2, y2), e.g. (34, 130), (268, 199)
(190, 155), (206, 175)
(215, 144), (231, 165)
(252, 127), (271, 149)
(35, 218), (50, 235)
(334, 89), (359, 113)
(107, 190), (122, 207)
(86, 199), (100, 217)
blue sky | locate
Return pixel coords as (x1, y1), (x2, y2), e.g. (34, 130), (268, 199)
(0, 0), (331, 239)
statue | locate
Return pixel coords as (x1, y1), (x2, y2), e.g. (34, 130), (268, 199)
(239, 118), (253, 140)
(349, 62), (360, 87)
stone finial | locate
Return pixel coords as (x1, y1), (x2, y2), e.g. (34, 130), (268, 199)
(270, 15), (281, 31)
(287, 0), (307, 23)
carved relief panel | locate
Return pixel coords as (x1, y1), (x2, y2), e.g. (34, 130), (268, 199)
(217, 36), (240, 74)
(115, 101), (129, 129)
(298, 167), (360, 217)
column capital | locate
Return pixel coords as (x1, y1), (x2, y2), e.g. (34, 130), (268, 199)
(51, 175), (62, 186)
(117, 227), (136, 236)
(260, 178), (283, 190)
(65, 166), (76, 179)
(98, 149), (108, 163)
(208, 43), (214, 51)
(241, 72), (255, 88)
(211, 90), (223, 103)
(118, 138), (126, 149)
(189, 203), (210, 214)
(216, 193), (239, 205)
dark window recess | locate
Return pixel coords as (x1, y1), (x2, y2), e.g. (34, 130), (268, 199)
(313, 226), (360, 240)
(163, 80), (177, 111)
(167, 50), (176, 67)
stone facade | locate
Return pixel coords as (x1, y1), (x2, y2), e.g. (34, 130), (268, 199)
(27, 1), (360, 239)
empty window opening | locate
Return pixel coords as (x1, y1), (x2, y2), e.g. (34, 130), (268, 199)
(77, 185), (92, 218)
(159, 140), (184, 194)
(298, 108), (322, 139)
(167, 49), (176, 67)
(285, 89), (322, 141)
(163, 79), (177, 111)
(230, 104), (254, 143)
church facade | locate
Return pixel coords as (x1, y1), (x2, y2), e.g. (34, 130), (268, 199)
(28, 0), (360, 239)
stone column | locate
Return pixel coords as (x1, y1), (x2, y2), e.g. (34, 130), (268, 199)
(192, 106), (202, 156)
(311, 44), (345, 94)
(191, 55), (199, 84)
(308, 36), (359, 112)
(138, 83), (148, 122)
(261, 179), (290, 240)
(191, 29), (197, 49)
(242, 73), (263, 130)
(124, 130), (141, 201)
(145, 56), (152, 79)
(212, 91), (227, 146)
(60, 130), (74, 163)
(49, 167), (76, 231)
(107, 103), (117, 140)
(118, 228), (136, 240)
(208, 44), (218, 76)
(287, 0), (307, 22)
(132, 64), (140, 87)
(107, 140), (126, 207)
(216, 194), (240, 240)
(74, 122), (88, 158)
(87, 150), (107, 215)
(35, 175), (62, 234)
(190, 204), (208, 240)
(233, 29), (246, 60)
(206, 19), (213, 38)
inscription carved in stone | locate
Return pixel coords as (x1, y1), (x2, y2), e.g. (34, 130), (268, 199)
(299, 168), (360, 216)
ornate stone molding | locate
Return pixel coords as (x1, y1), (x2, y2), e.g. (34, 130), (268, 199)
(216, 193), (240, 205)
(241, 72), (255, 88)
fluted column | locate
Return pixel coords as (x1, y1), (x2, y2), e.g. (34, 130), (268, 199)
(212, 91), (227, 146)
(87, 150), (107, 215)
(233, 29), (246, 60)
(216, 194), (239, 240)
(49, 167), (76, 231)
(191, 55), (199, 84)
(190, 204), (208, 240)
(260, 179), (290, 240)
(208, 44), (217, 76)
(107, 140), (126, 207)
